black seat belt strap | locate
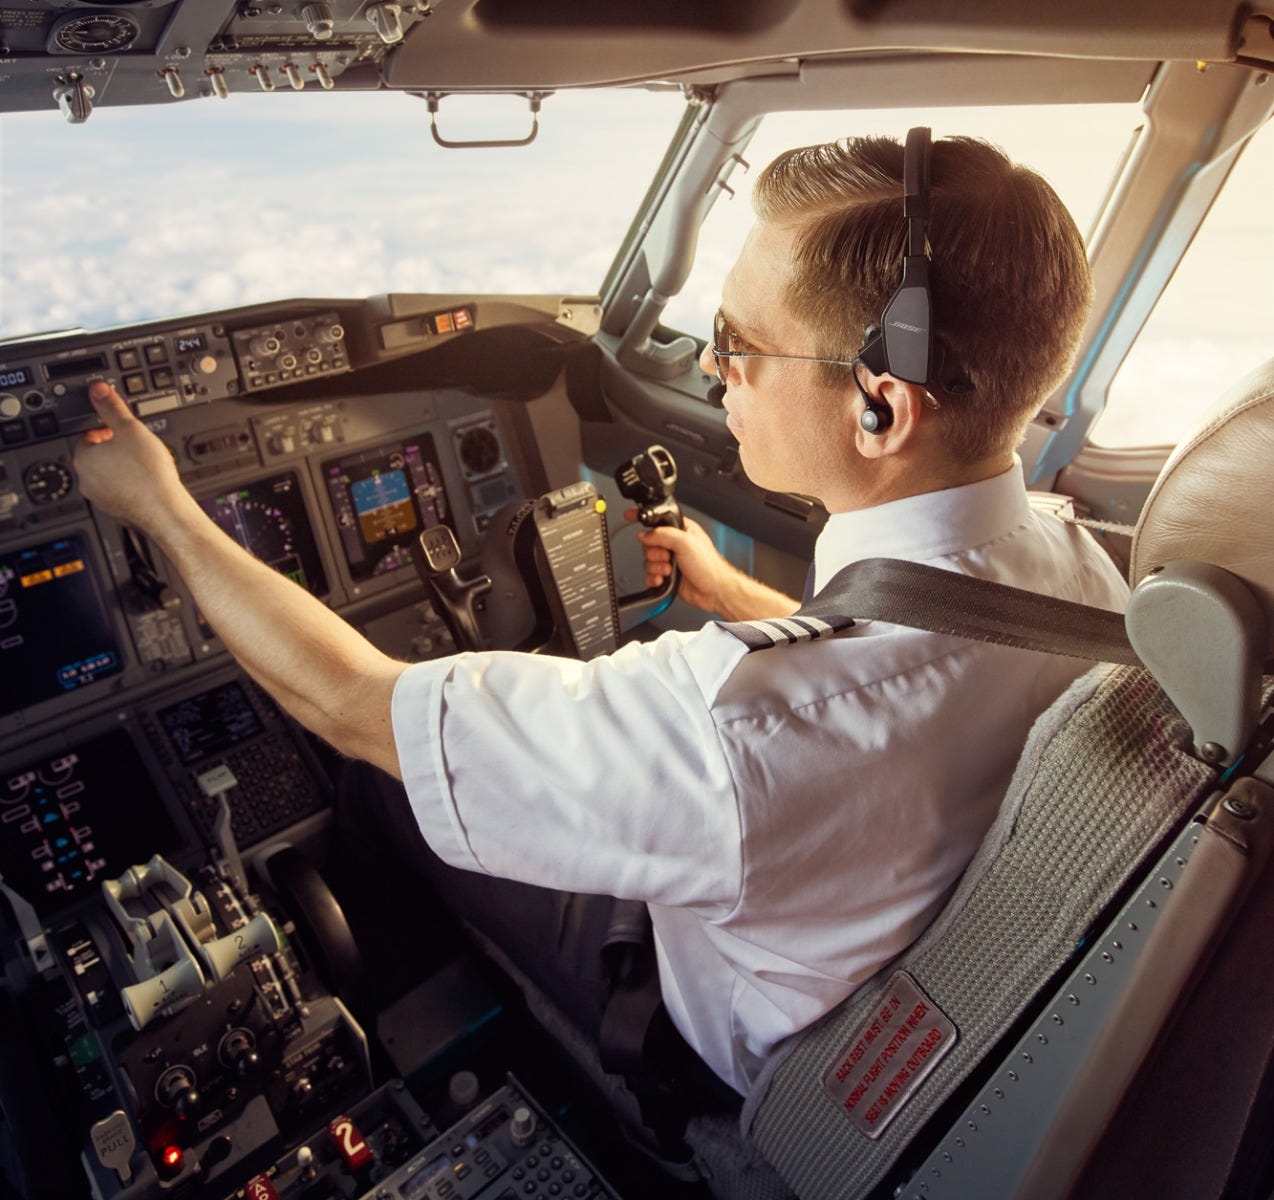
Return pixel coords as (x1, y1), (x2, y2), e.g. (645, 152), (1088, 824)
(719, 556), (1140, 666)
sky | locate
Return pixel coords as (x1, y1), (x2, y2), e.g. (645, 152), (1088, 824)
(0, 90), (684, 332)
(2, 89), (1271, 448)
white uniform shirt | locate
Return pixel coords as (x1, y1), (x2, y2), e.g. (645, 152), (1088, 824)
(391, 464), (1129, 1094)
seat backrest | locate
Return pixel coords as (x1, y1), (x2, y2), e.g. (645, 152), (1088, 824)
(730, 358), (1274, 1200)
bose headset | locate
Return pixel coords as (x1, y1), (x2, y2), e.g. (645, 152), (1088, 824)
(708, 125), (967, 434)
(853, 124), (937, 433)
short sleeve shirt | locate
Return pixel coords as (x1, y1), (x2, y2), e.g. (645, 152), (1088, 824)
(391, 463), (1130, 1093)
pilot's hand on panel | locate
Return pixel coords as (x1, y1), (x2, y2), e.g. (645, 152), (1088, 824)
(73, 381), (199, 537)
(624, 507), (734, 615)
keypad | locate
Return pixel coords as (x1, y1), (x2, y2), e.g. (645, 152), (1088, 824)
(188, 732), (324, 846)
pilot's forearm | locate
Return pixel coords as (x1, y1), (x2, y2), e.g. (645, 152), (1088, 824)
(152, 498), (406, 778)
(715, 568), (800, 622)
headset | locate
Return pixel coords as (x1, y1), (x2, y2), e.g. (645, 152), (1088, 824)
(704, 126), (951, 431)
(854, 124), (935, 434)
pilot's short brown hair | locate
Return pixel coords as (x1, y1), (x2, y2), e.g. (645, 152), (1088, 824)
(753, 135), (1093, 462)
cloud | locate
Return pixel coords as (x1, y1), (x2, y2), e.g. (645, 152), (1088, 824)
(1, 88), (683, 334)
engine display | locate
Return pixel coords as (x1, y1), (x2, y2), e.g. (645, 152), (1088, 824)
(0, 728), (179, 916)
(324, 436), (452, 581)
(197, 471), (329, 597)
(0, 534), (123, 720)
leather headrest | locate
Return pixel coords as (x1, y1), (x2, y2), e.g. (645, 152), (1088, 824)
(1131, 357), (1274, 650)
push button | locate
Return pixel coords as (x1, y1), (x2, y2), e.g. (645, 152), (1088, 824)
(31, 412), (60, 437)
(151, 368), (174, 389)
(145, 343), (168, 364)
(1, 420), (27, 444)
(123, 373), (146, 396)
(117, 348), (141, 370)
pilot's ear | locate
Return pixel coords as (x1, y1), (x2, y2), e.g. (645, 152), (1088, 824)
(853, 375), (928, 459)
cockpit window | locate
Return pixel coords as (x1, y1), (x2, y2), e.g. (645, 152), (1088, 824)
(661, 103), (1139, 345)
(1089, 121), (1273, 448)
(0, 89), (684, 340)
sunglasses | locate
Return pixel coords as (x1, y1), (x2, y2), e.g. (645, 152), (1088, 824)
(710, 309), (860, 386)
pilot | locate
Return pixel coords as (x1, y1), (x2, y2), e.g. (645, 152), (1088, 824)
(73, 133), (1128, 1106)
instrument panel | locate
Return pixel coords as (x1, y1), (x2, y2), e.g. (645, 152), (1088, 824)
(0, 293), (531, 849)
(0, 293), (628, 1200)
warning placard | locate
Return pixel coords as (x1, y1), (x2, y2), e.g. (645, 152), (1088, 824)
(822, 971), (958, 1138)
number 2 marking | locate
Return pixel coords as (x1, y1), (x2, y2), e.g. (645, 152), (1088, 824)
(332, 1118), (366, 1156)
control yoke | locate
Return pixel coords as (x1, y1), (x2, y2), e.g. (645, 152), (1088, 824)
(414, 445), (683, 657)
(613, 443), (683, 625)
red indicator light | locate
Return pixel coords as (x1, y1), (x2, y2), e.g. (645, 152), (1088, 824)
(162, 1146), (182, 1168)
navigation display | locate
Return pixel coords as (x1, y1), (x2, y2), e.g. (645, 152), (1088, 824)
(197, 471), (328, 596)
(0, 534), (124, 720)
(324, 436), (452, 580)
(0, 728), (179, 916)
(157, 680), (265, 766)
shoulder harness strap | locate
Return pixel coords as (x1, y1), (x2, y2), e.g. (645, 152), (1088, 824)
(719, 557), (1140, 666)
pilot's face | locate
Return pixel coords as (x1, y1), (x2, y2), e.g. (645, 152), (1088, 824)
(700, 219), (858, 507)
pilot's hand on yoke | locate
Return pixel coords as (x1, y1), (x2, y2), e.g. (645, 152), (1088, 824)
(625, 507), (734, 614)
(72, 381), (200, 537)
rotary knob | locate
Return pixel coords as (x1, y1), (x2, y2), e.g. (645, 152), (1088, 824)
(301, 3), (335, 39)
(0, 393), (20, 420)
(510, 1106), (535, 1147)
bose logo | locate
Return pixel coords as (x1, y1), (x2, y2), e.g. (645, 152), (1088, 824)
(888, 319), (926, 334)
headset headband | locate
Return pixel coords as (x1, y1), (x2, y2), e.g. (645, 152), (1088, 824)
(857, 126), (934, 386)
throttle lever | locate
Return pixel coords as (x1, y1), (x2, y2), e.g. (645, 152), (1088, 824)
(414, 525), (491, 653)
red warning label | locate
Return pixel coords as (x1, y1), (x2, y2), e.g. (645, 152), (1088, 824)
(822, 971), (958, 1139)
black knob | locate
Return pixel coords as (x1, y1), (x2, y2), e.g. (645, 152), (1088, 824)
(233, 1048), (261, 1078)
(174, 1087), (201, 1123)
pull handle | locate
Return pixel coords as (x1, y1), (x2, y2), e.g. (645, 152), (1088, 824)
(424, 90), (548, 149)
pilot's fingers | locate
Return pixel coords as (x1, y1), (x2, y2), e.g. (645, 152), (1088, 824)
(637, 523), (690, 555)
(639, 542), (673, 565)
(622, 506), (640, 523)
(87, 380), (135, 431)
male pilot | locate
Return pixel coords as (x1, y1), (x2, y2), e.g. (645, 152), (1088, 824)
(74, 133), (1128, 1098)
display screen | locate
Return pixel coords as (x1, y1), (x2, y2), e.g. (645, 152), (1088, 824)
(324, 436), (452, 581)
(157, 680), (265, 766)
(0, 367), (33, 389)
(0, 728), (180, 917)
(197, 471), (328, 596)
(174, 332), (206, 354)
(45, 352), (107, 381)
(0, 535), (123, 720)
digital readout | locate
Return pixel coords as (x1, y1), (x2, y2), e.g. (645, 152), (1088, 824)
(45, 352), (107, 381)
(174, 332), (207, 354)
(0, 367), (33, 389)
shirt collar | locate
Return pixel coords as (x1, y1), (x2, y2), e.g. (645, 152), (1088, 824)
(812, 460), (1032, 595)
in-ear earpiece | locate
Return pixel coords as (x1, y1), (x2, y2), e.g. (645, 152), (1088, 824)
(852, 359), (893, 435)
(859, 400), (893, 434)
